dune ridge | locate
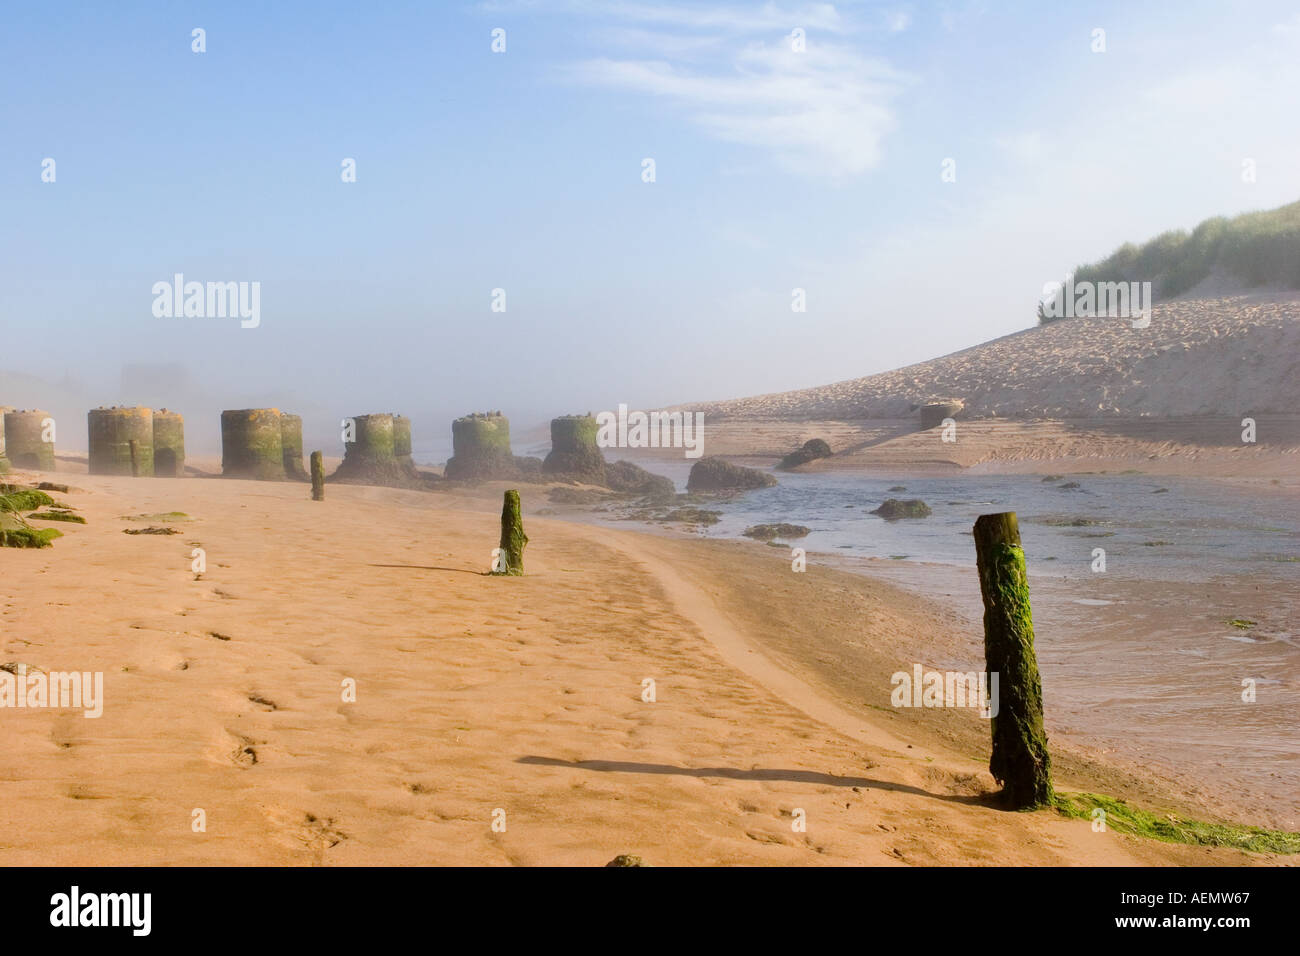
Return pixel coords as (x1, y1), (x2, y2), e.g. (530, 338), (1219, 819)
(680, 292), (1299, 423)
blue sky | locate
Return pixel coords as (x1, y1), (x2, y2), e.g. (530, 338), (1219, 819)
(4, 1), (1300, 452)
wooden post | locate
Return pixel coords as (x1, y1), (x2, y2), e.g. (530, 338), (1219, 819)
(972, 512), (1054, 809)
(128, 439), (140, 477)
(495, 489), (528, 576)
(310, 451), (325, 501)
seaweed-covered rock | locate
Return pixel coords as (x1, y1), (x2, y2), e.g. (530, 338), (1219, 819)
(547, 486), (611, 505)
(543, 415), (606, 482)
(605, 854), (647, 867)
(777, 438), (832, 470)
(662, 506), (721, 526)
(743, 523), (811, 541)
(686, 457), (777, 493)
(28, 510), (86, 524)
(870, 498), (932, 519)
(0, 513), (61, 548)
(0, 490), (55, 512)
(605, 460), (676, 502)
(0, 491), (64, 548)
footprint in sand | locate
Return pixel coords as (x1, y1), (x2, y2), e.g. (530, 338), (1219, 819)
(261, 807), (347, 858)
(210, 730), (261, 768)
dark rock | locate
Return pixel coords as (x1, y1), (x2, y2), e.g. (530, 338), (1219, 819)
(920, 401), (963, 429)
(687, 457), (777, 492)
(662, 507), (720, 526)
(777, 438), (833, 470)
(743, 523), (810, 541)
(870, 498), (932, 519)
(606, 461), (676, 502)
(547, 487), (611, 505)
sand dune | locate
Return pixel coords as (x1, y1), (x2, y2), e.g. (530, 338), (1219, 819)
(0, 470), (1283, 865)
(684, 292), (1299, 422)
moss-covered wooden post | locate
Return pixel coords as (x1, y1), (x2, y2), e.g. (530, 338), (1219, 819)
(495, 489), (527, 576)
(973, 511), (1054, 809)
(310, 451), (325, 501)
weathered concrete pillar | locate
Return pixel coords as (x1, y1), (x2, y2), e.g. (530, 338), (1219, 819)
(310, 451), (325, 500)
(4, 409), (56, 471)
(445, 412), (514, 480)
(972, 511), (1054, 809)
(88, 406), (154, 477)
(152, 409), (186, 477)
(542, 414), (606, 482)
(494, 489), (527, 575)
(280, 413), (309, 480)
(331, 412), (423, 487)
(392, 415), (414, 465)
(221, 408), (285, 480)
(0, 405), (12, 474)
(347, 413), (395, 464)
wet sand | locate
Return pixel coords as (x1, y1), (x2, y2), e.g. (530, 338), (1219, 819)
(0, 462), (1290, 865)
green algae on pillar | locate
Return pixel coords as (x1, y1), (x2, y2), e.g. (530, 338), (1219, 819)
(972, 511), (1054, 810)
(392, 415), (413, 465)
(542, 414), (606, 483)
(221, 408), (285, 480)
(494, 489), (527, 576)
(310, 450), (325, 501)
(0, 405), (11, 474)
(3, 409), (56, 471)
(280, 413), (309, 480)
(152, 409), (186, 477)
(330, 413), (424, 487)
(446, 412), (514, 480)
(349, 414), (396, 463)
(88, 406), (154, 477)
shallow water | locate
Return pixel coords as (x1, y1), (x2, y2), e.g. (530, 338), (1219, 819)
(622, 464), (1300, 587)
(566, 460), (1300, 824)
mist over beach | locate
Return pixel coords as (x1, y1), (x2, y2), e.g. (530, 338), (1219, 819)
(2, 1), (1298, 908)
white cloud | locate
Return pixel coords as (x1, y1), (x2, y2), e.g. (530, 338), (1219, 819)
(564, 10), (907, 180)
(884, 10), (911, 33)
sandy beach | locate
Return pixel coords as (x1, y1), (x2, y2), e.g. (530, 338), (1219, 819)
(1, 458), (1289, 866)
